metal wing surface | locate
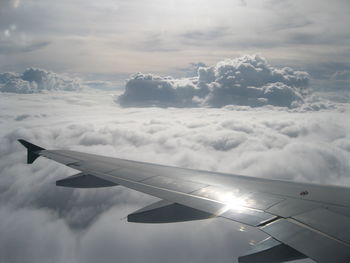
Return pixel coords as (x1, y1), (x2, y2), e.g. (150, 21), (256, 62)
(19, 139), (350, 263)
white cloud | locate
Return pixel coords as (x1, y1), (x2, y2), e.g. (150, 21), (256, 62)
(0, 206), (75, 263)
(0, 68), (82, 93)
(118, 55), (309, 108)
(0, 90), (349, 263)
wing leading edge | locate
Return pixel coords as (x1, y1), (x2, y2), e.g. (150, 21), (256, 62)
(19, 139), (350, 263)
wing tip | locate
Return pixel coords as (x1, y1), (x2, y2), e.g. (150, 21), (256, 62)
(18, 139), (45, 164)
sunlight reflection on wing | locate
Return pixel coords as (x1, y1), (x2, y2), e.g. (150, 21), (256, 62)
(215, 192), (249, 216)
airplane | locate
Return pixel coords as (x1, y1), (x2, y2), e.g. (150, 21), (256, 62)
(18, 139), (350, 263)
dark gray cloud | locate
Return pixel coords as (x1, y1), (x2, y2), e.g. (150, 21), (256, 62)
(0, 68), (82, 93)
(118, 72), (200, 107)
(118, 55), (309, 108)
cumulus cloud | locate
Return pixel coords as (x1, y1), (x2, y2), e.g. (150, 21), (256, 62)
(0, 68), (82, 93)
(1, 90), (349, 263)
(118, 55), (310, 108)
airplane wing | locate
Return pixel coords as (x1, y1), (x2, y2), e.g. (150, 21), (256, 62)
(18, 139), (350, 263)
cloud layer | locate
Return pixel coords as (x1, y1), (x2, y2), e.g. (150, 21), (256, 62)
(1, 90), (349, 263)
(1, 0), (349, 81)
(0, 68), (82, 93)
(118, 55), (309, 108)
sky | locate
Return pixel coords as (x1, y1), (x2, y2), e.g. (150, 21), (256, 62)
(0, 1), (350, 263)
(0, 0), (349, 87)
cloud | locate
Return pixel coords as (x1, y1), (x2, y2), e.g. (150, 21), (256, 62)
(132, 32), (181, 53)
(0, 89), (349, 263)
(118, 55), (310, 108)
(0, 0), (20, 11)
(181, 27), (229, 44)
(0, 206), (75, 263)
(331, 70), (350, 81)
(83, 80), (118, 90)
(0, 0), (349, 81)
(176, 62), (208, 78)
(118, 72), (201, 107)
(0, 68), (83, 93)
(327, 70), (350, 91)
(0, 40), (50, 54)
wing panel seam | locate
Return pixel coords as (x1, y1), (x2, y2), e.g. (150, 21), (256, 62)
(287, 218), (350, 247)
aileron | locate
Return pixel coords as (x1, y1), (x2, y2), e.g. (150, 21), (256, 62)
(262, 218), (350, 263)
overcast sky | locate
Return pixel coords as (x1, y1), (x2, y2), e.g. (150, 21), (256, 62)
(1, 0), (349, 83)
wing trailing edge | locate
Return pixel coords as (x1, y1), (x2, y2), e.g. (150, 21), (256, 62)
(238, 237), (306, 263)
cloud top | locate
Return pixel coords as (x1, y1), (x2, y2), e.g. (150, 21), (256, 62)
(0, 89), (349, 263)
(118, 55), (310, 108)
(0, 68), (82, 93)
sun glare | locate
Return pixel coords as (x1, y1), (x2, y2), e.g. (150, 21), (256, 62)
(216, 192), (248, 215)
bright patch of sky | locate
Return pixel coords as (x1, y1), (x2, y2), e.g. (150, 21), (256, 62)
(0, 0), (349, 89)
